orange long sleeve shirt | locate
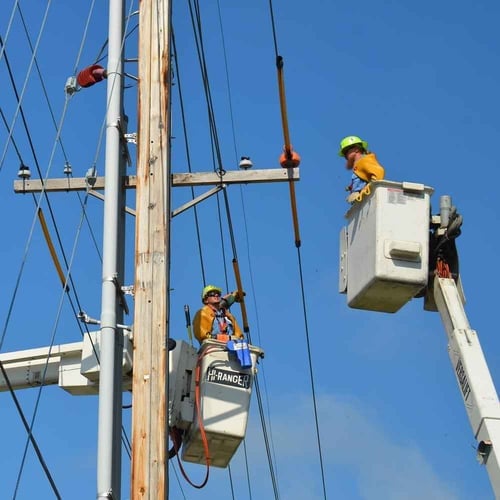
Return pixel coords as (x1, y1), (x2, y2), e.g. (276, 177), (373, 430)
(193, 305), (244, 344)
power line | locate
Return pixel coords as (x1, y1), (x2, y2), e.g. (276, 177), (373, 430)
(172, 28), (207, 285)
(266, 1), (328, 497)
(0, 359), (62, 500)
(185, 1), (283, 497)
(0, 1), (136, 493)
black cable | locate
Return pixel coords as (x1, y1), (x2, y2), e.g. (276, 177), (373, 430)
(15, 7), (70, 162)
(296, 248), (327, 498)
(3, 8), (135, 481)
(186, 0), (234, 298)
(0, 34), (80, 497)
(188, 0), (225, 174)
(253, 376), (281, 499)
(0, 35), (79, 299)
(0, 33), (100, 352)
(10, 5), (105, 266)
(265, 2), (327, 496)
(186, 2), (282, 497)
(215, 0), (239, 164)
(0, 360), (62, 499)
(172, 29), (206, 284)
(241, 440), (253, 499)
(0, 107), (24, 162)
(187, 0), (239, 264)
(268, 0), (280, 58)
(16, 0), (105, 259)
(227, 463), (236, 499)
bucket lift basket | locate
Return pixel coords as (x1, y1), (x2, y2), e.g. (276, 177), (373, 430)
(179, 339), (264, 468)
(339, 180), (434, 313)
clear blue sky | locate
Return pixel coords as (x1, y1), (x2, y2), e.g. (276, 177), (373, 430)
(0, 1), (499, 499)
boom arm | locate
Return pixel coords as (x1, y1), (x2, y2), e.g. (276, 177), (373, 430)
(0, 331), (133, 395)
(434, 276), (500, 495)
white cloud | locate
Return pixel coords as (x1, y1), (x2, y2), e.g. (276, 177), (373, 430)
(242, 392), (462, 500)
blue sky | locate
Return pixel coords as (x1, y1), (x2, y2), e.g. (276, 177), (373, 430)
(0, 0), (499, 499)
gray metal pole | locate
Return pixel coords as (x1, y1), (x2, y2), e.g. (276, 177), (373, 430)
(97, 0), (125, 498)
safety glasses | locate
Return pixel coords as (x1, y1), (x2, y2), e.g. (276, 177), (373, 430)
(343, 146), (358, 158)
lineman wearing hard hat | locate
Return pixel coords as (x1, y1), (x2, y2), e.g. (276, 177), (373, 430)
(193, 285), (244, 344)
(338, 135), (385, 203)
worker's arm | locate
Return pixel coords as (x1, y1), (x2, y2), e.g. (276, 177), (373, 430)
(193, 306), (215, 344)
(354, 153), (385, 182)
(222, 290), (245, 308)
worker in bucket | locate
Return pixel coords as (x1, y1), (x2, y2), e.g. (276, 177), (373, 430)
(338, 135), (385, 203)
(193, 285), (244, 344)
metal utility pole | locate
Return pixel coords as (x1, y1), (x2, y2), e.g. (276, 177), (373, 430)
(97, 0), (127, 498)
(131, 1), (172, 498)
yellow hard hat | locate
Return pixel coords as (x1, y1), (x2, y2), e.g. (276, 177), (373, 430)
(201, 285), (222, 301)
(338, 135), (368, 156)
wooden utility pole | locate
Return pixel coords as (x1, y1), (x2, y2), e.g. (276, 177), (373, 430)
(131, 0), (172, 498)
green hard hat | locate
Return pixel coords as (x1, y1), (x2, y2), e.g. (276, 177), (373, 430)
(201, 284), (222, 301)
(338, 135), (368, 156)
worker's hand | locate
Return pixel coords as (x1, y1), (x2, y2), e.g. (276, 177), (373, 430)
(233, 290), (246, 302)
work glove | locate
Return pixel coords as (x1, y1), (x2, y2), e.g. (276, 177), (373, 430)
(233, 290), (246, 303)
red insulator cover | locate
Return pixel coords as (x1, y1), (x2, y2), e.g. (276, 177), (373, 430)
(280, 150), (301, 168)
(77, 64), (107, 88)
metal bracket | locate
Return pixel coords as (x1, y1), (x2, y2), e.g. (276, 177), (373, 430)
(97, 489), (115, 499)
(114, 275), (130, 315)
(64, 76), (78, 96)
(78, 311), (100, 325)
(124, 132), (137, 144)
(121, 285), (135, 297)
(103, 275), (130, 315)
(116, 119), (132, 167)
(477, 440), (492, 465)
(78, 310), (131, 332)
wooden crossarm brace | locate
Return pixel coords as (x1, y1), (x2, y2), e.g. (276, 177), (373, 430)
(13, 168), (300, 193)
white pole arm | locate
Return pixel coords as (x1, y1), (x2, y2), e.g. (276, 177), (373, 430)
(0, 342), (83, 392)
(0, 330), (133, 396)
